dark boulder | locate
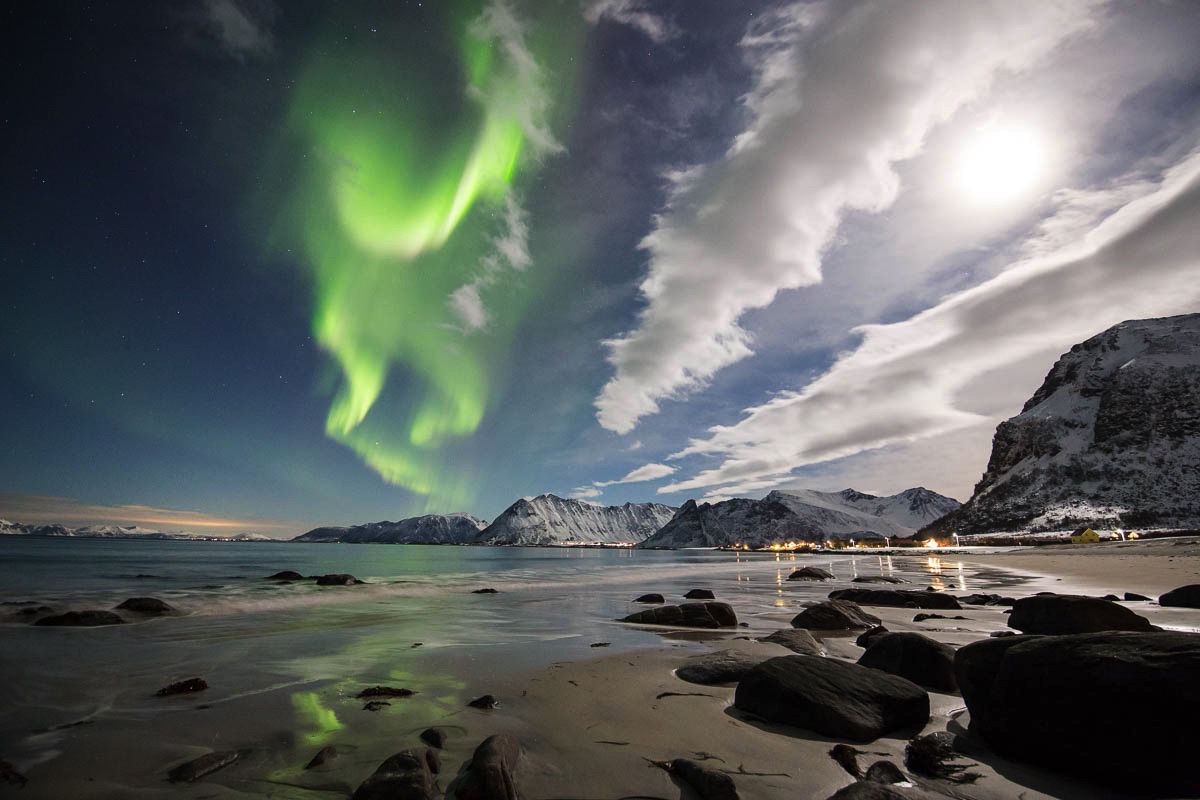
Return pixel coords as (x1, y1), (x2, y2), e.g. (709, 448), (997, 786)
(670, 758), (740, 800)
(472, 588), (499, 594)
(791, 600), (880, 631)
(1159, 584), (1200, 608)
(114, 597), (175, 615)
(420, 728), (447, 749)
(676, 649), (768, 685)
(863, 760), (907, 785)
(305, 745), (338, 769)
(857, 632), (957, 692)
(956, 593), (1014, 606)
(734, 655), (929, 742)
(954, 631), (1200, 795)
(684, 588), (715, 599)
(634, 593), (665, 603)
(34, 609), (125, 627)
(356, 686), (415, 698)
(467, 694), (498, 709)
(620, 602), (737, 628)
(829, 589), (962, 610)
(853, 576), (905, 584)
(856, 626), (889, 648)
(1124, 592), (1151, 601)
(1006, 594), (1156, 634)
(788, 566), (835, 581)
(454, 734), (520, 800)
(760, 628), (824, 655)
(826, 781), (942, 799)
(363, 701), (391, 712)
(155, 677), (208, 697)
(266, 570), (305, 581)
(354, 748), (438, 800)
(911, 613), (967, 622)
(315, 573), (363, 586)
(168, 750), (243, 783)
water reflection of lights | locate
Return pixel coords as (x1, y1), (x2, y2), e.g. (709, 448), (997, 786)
(955, 561), (967, 591)
(929, 576), (945, 591)
(926, 557), (943, 575)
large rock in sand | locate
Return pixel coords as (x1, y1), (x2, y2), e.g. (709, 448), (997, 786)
(826, 782), (942, 799)
(115, 597), (175, 615)
(788, 566), (835, 581)
(676, 649), (769, 685)
(954, 631), (1200, 795)
(354, 749), (438, 800)
(454, 734), (521, 800)
(829, 589), (962, 610)
(791, 600), (880, 631)
(620, 602), (737, 628)
(734, 656), (929, 742)
(760, 628), (824, 655)
(857, 632), (957, 691)
(1159, 584), (1200, 608)
(1006, 594), (1156, 634)
(34, 610), (125, 626)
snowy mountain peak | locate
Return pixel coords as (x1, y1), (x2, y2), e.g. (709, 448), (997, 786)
(477, 494), (676, 545)
(924, 314), (1200, 535)
(641, 486), (959, 548)
(293, 512), (488, 544)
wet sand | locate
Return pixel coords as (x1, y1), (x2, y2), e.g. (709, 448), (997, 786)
(2, 540), (1197, 799)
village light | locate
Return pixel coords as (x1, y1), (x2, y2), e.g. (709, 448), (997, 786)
(952, 533), (960, 547)
(924, 538), (940, 549)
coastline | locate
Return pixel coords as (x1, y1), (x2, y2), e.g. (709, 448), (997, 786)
(1, 539), (1196, 798)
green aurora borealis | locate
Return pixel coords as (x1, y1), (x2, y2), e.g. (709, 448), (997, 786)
(274, 1), (579, 508)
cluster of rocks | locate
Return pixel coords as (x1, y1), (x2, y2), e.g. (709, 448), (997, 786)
(635, 581), (1200, 798)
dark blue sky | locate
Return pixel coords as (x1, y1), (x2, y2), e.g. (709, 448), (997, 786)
(3, 1), (1199, 536)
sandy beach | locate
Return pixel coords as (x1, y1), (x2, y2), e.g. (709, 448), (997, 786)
(2, 538), (1198, 799)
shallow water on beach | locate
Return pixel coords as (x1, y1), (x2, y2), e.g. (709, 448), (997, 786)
(0, 539), (1035, 797)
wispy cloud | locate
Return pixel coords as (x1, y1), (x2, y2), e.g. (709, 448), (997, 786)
(570, 461), (678, 500)
(660, 149), (1200, 496)
(582, 0), (678, 43)
(202, 0), (276, 60)
(0, 493), (301, 535)
(594, 0), (1101, 435)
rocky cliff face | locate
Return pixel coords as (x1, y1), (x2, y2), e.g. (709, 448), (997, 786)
(293, 513), (488, 544)
(476, 494), (676, 545)
(641, 487), (959, 548)
(923, 314), (1200, 536)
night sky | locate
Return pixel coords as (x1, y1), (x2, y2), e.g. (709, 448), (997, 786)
(3, 1), (1200, 537)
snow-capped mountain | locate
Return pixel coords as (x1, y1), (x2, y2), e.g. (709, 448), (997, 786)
(923, 314), (1200, 536)
(0, 519), (274, 541)
(477, 494), (677, 545)
(292, 513), (488, 544)
(836, 487), (962, 530)
(640, 487), (959, 548)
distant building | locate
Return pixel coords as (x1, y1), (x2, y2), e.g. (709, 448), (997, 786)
(1070, 527), (1101, 544)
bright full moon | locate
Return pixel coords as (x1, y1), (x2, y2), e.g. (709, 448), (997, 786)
(953, 123), (1046, 205)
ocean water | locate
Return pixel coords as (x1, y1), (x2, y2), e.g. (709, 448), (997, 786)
(0, 538), (1026, 797)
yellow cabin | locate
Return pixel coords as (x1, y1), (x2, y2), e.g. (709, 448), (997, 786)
(1070, 527), (1100, 544)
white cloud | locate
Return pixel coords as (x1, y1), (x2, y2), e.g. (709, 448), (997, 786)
(569, 485), (604, 500)
(447, 194), (531, 331)
(582, 0), (677, 43)
(203, 0), (275, 60)
(594, 0), (1101, 434)
(594, 461), (676, 487)
(660, 149), (1200, 496)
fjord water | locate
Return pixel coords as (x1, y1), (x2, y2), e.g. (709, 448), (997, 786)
(0, 538), (1020, 796)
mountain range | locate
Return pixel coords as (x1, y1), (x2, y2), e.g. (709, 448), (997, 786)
(641, 488), (959, 548)
(292, 513), (488, 544)
(923, 314), (1200, 536)
(0, 520), (273, 541)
